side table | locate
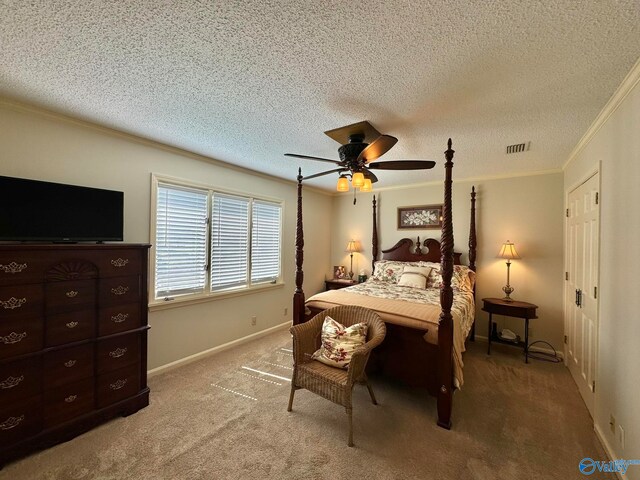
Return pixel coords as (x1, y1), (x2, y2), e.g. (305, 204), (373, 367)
(482, 297), (538, 363)
(324, 279), (357, 291)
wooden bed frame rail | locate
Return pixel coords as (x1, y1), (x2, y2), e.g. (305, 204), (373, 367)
(292, 139), (477, 429)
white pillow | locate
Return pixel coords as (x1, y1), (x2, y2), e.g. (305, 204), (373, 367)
(311, 316), (368, 369)
(397, 265), (432, 289)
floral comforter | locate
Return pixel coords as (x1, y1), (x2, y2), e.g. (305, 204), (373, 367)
(344, 280), (475, 337)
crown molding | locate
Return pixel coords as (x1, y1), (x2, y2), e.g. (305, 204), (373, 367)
(563, 56), (640, 170)
(331, 167), (563, 196)
(0, 96), (332, 197)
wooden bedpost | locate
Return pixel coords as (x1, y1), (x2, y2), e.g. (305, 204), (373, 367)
(468, 186), (477, 342)
(437, 138), (455, 429)
(292, 168), (305, 325)
(469, 186), (477, 273)
(371, 195), (378, 272)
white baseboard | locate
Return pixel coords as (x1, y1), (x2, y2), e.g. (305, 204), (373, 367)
(594, 424), (623, 480)
(474, 334), (564, 360)
(147, 321), (290, 378)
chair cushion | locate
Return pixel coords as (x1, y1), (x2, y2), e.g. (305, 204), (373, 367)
(311, 316), (368, 369)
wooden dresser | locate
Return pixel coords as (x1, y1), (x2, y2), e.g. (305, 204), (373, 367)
(0, 244), (150, 466)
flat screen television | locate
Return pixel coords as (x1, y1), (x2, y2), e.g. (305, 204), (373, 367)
(0, 175), (124, 242)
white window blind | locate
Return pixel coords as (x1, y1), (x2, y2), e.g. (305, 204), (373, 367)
(211, 194), (249, 290)
(251, 201), (281, 283)
(155, 185), (208, 298)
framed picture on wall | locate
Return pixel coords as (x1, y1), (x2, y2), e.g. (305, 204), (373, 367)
(397, 204), (443, 229)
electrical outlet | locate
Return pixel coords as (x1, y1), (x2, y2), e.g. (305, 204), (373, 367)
(284, 307), (288, 316)
(610, 415), (616, 433)
(619, 425), (625, 449)
(251, 315), (257, 326)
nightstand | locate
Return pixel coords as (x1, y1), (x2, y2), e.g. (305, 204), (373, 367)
(325, 279), (357, 291)
(482, 297), (538, 363)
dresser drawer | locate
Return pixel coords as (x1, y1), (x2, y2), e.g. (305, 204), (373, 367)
(0, 284), (44, 320)
(98, 303), (142, 336)
(0, 252), (47, 286)
(44, 344), (94, 389)
(0, 357), (42, 408)
(46, 280), (96, 312)
(94, 250), (142, 278)
(0, 395), (42, 444)
(99, 276), (140, 307)
(44, 378), (94, 428)
(97, 365), (140, 408)
(46, 310), (96, 347)
(97, 334), (140, 374)
(0, 317), (44, 360)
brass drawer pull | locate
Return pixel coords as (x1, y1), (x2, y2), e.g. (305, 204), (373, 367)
(111, 258), (129, 267)
(66, 290), (78, 298)
(1, 331), (27, 344)
(64, 395), (77, 403)
(0, 297), (26, 310)
(111, 313), (129, 323)
(111, 286), (129, 296)
(66, 321), (79, 329)
(109, 347), (127, 358)
(64, 360), (77, 368)
(0, 262), (28, 274)
(0, 375), (24, 389)
(0, 415), (25, 430)
(110, 379), (127, 390)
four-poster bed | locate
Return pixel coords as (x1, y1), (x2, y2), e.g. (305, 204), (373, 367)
(292, 139), (478, 429)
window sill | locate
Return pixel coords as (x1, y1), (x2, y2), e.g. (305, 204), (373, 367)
(148, 282), (285, 312)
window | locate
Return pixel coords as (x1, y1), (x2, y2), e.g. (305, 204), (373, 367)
(152, 177), (282, 303)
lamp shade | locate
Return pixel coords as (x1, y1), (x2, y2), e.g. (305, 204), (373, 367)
(497, 240), (521, 260)
(336, 175), (349, 192)
(346, 240), (361, 253)
(351, 172), (365, 188)
(359, 178), (373, 192)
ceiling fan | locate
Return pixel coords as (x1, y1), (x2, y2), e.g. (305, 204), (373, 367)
(285, 121), (436, 193)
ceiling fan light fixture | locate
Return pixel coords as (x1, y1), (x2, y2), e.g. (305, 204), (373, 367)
(336, 175), (349, 192)
(351, 171), (365, 188)
(360, 178), (372, 192)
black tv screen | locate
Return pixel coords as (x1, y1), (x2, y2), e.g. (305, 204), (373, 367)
(0, 176), (124, 242)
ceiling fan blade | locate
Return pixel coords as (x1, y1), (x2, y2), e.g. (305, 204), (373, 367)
(362, 168), (379, 183)
(303, 168), (347, 181)
(285, 153), (341, 165)
(357, 135), (398, 163)
(367, 160), (436, 170)
(324, 121), (381, 145)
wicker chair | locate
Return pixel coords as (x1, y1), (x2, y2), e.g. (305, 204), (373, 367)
(287, 305), (386, 447)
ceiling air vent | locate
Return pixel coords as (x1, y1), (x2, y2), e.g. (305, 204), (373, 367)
(506, 142), (530, 154)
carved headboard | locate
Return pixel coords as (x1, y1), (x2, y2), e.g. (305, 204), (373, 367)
(381, 237), (462, 265)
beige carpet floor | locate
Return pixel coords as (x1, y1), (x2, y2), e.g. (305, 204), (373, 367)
(1, 329), (608, 480)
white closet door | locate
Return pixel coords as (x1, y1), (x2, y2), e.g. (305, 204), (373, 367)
(565, 172), (599, 417)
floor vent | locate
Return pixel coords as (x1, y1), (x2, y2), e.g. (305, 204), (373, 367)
(506, 142), (530, 154)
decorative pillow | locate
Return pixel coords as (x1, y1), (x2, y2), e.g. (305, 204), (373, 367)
(371, 260), (405, 283)
(397, 265), (432, 289)
(427, 264), (475, 291)
(311, 316), (368, 369)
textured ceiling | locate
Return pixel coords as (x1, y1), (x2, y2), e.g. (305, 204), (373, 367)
(1, 1), (639, 191)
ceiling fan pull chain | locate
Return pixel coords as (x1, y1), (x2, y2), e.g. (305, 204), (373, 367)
(353, 189), (357, 205)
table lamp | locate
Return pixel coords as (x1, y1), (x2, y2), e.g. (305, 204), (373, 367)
(346, 240), (361, 280)
(497, 240), (520, 302)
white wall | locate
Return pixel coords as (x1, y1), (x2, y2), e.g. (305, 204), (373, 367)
(564, 63), (640, 475)
(330, 172), (565, 350)
(0, 99), (332, 370)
